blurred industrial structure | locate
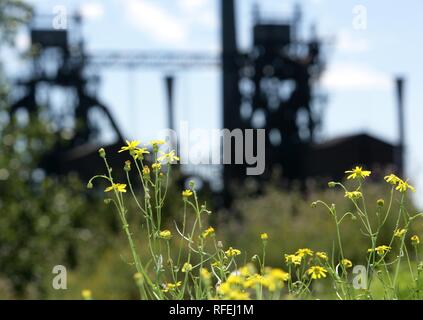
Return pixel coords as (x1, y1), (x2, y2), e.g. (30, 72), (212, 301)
(8, 0), (404, 208)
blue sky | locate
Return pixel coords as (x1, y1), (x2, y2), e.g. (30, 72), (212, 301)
(9, 0), (423, 207)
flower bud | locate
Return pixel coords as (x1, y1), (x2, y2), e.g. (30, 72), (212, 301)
(377, 199), (385, 208)
(328, 181), (336, 188)
(124, 160), (131, 172)
(98, 148), (106, 158)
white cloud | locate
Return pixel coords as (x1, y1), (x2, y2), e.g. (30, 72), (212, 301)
(80, 1), (104, 20)
(123, 0), (188, 45)
(336, 29), (369, 53)
(321, 62), (391, 91)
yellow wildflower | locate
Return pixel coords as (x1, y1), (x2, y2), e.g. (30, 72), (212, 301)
(225, 247), (241, 257)
(201, 227), (215, 238)
(368, 245), (391, 255)
(384, 174), (401, 186)
(104, 183), (126, 193)
(151, 162), (161, 171)
(118, 140), (140, 153)
(341, 259), (353, 269)
(150, 140), (165, 147)
(182, 189), (193, 198)
(411, 235), (420, 245)
(133, 147), (150, 160)
(200, 268), (211, 281)
(260, 233), (268, 240)
(285, 254), (302, 266)
(226, 274), (243, 285)
(243, 274), (263, 288)
(217, 282), (231, 295)
(316, 251), (328, 261)
(345, 190), (362, 200)
(396, 180), (416, 193)
(81, 289), (92, 300)
(226, 289), (250, 300)
(157, 150), (180, 163)
(268, 268), (290, 282)
(394, 228), (407, 238)
(239, 264), (256, 277)
(307, 266), (327, 279)
(159, 230), (172, 240)
(162, 281), (181, 292)
(142, 166), (150, 176)
(345, 166), (371, 180)
(384, 174), (416, 192)
(182, 262), (193, 273)
(260, 275), (277, 291)
(296, 248), (313, 257)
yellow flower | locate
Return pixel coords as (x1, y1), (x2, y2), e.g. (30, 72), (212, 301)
(142, 166), (150, 176)
(226, 274), (243, 285)
(151, 162), (161, 171)
(81, 289), (92, 300)
(296, 248), (313, 257)
(368, 245), (391, 255)
(157, 150), (180, 163)
(411, 235), (420, 245)
(394, 228), (407, 238)
(341, 259), (353, 269)
(316, 251), (328, 261)
(217, 282), (230, 294)
(284, 254), (302, 265)
(118, 140), (140, 153)
(384, 174), (416, 193)
(396, 180), (415, 193)
(307, 266), (327, 279)
(225, 247), (241, 257)
(244, 274), (263, 288)
(182, 262), (193, 273)
(345, 190), (362, 200)
(201, 226), (215, 238)
(261, 276), (278, 292)
(260, 233), (268, 240)
(230, 291), (250, 300)
(159, 230), (172, 240)
(239, 264), (256, 277)
(182, 189), (193, 198)
(221, 288), (250, 300)
(133, 148), (150, 160)
(200, 268), (211, 281)
(150, 140), (165, 147)
(104, 183), (127, 193)
(162, 281), (182, 292)
(345, 166), (371, 180)
(268, 268), (290, 282)
(384, 174), (401, 186)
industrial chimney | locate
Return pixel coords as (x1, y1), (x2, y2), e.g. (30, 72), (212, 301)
(395, 76), (405, 177)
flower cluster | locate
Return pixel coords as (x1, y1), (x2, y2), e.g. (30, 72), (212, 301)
(89, 148), (423, 300)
